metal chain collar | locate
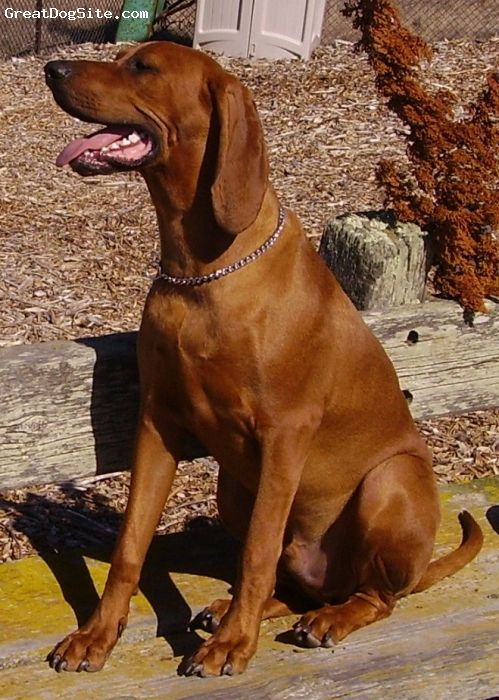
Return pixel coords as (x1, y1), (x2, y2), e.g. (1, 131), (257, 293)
(155, 207), (285, 287)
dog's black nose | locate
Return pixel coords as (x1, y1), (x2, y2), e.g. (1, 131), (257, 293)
(44, 60), (73, 82)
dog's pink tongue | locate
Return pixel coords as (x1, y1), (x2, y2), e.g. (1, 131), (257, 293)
(56, 126), (131, 167)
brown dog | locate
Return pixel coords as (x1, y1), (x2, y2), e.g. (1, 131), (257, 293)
(44, 42), (483, 677)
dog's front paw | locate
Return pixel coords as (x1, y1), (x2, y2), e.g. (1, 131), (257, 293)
(179, 630), (256, 677)
(47, 617), (126, 673)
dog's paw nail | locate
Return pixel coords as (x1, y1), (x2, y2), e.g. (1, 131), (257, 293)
(222, 662), (234, 676)
(189, 663), (205, 677)
(55, 658), (68, 673)
(293, 623), (306, 643)
(190, 609), (219, 633)
(293, 623), (321, 648)
(179, 658), (204, 677)
(321, 633), (335, 648)
(305, 633), (322, 648)
(77, 659), (90, 672)
(189, 610), (208, 631)
(48, 652), (59, 668)
(292, 621), (309, 639)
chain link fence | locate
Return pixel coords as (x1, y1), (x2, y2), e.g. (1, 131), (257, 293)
(1, 1), (498, 58)
(322, 0), (499, 43)
(153, 0), (196, 43)
(0, 0), (197, 57)
(0, 0), (121, 56)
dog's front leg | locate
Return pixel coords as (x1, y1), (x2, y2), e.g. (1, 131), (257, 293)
(48, 413), (179, 673)
(181, 424), (313, 677)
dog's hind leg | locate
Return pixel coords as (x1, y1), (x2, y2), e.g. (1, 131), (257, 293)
(293, 454), (439, 648)
(192, 467), (311, 632)
(293, 590), (395, 648)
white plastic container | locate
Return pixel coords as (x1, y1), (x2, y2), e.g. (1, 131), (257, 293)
(194, 0), (326, 59)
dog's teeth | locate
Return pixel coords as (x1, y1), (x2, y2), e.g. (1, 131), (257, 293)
(109, 142), (121, 150)
(121, 137), (131, 146)
(101, 146), (109, 153)
(128, 132), (140, 144)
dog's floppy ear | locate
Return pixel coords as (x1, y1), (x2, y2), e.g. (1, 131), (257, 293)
(209, 75), (269, 235)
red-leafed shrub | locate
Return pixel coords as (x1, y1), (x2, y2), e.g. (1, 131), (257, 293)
(344, 0), (499, 311)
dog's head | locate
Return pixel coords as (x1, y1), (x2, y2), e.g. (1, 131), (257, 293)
(45, 42), (269, 234)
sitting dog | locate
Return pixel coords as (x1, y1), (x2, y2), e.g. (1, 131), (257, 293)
(44, 41), (483, 677)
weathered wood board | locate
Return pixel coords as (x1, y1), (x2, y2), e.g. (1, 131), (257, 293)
(363, 299), (499, 418)
(0, 483), (498, 699)
(1, 300), (497, 488)
(0, 334), (140, 488)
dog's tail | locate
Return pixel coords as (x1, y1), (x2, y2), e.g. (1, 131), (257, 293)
(412, 510), (483, 593)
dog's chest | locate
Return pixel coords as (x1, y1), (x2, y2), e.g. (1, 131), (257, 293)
(142, 293), (257, 432)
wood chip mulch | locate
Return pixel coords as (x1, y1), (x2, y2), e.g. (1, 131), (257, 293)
(0, 39), (498, 562)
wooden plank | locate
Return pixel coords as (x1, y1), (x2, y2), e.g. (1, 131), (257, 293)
(363, 299), (499, 419)
(0, 300), (497, 488)
(0, 334), (139, 488)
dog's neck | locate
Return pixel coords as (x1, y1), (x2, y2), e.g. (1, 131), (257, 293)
(143, 166), (281, 281)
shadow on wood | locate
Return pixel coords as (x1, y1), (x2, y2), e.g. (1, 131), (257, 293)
(16, 507), (240, 660)
(78, 332), (207, 475)
(76, 333), (140, 476)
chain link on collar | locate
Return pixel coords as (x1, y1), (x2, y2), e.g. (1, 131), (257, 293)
(155, 207), (285, 287)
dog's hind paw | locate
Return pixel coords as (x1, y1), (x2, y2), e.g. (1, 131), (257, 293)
(293, 621), (321, 647)
(189, 597), (232, 633)
(189, 608), (221, 633)
(292, 621), (335, 648)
